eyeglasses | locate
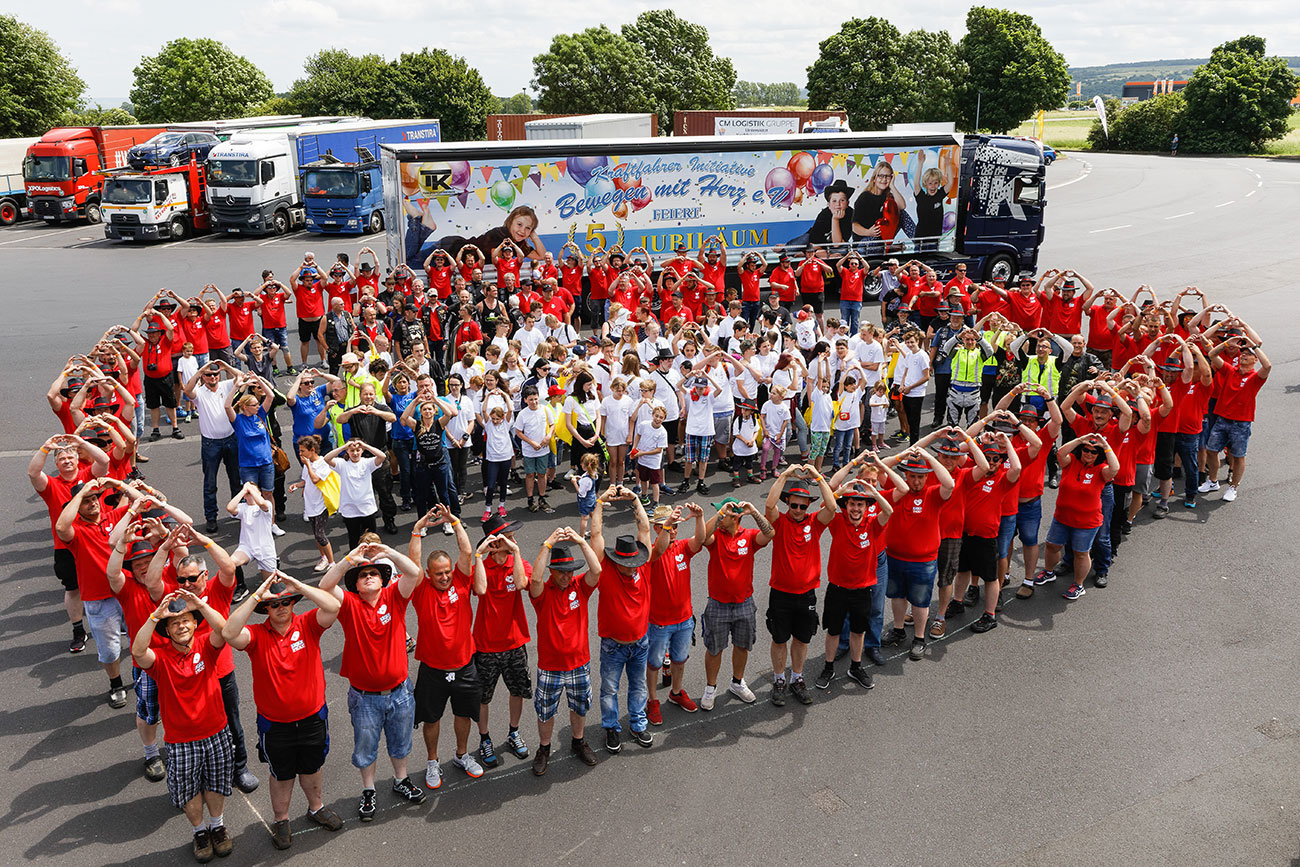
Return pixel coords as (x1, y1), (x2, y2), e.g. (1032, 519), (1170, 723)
(175, 570), (206, 584)
(264, 598), (293, 610)
(202, 372), (219, 378)
(787, 503), (809, 511)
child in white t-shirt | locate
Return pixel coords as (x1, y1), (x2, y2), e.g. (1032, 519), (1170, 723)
(730, 402), (760, 487)
(176, 342), (200, 422)
(226, 482), (277, 580)
(632, 406), (670, 506)
(832, 375), (863, 469)
(760, 385), (792, 480)
(482, 403), (514, 519)
(869, 380), (890, 450)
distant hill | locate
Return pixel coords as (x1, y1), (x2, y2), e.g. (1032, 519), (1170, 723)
(1069, 57), (1300, 101)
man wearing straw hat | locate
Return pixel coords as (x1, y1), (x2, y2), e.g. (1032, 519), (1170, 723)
(223, 574), (344, 850)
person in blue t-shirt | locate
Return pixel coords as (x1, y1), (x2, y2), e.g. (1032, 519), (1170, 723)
(223, 374), (277, 509)
(286, 367), (341, 457)
(384, 367), (419, 511)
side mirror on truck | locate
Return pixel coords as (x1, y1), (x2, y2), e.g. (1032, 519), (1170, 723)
(261, 162), (275, 183)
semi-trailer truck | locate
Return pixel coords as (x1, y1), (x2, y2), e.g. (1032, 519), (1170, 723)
(300, 119), (442, 235)
(207, 119), (440, 236)
(380, 131), (1047, 285)
(101, 161), (210, 242)
(23, 125), (169, 223)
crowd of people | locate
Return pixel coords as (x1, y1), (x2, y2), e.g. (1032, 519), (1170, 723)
(30, 239), (1270, 860)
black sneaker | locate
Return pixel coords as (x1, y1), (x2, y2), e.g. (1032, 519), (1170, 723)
(232, 585), (250, 605)
(205, 518), (219, 533)
(770, 679), (787, 706)
(908, 637), (926, 661)
(696, 480), (710, 494)
(846, 665), (874, 689)
(789, 678), (813, 705)
(171, 428), (184, 440)
(358, 788), (376, 821)
(143, 755), (165, 781)
(1093, 572), (1109, 589)
(629, 728), (652, 748)
(532, 744), (550, 776)
(882, 627), (907, 647)
(505, 729), (529, 759)
(148, 428), (162, 442)
(392, 776), (426, 804)
(107, 686), (127, 708)
(865, 647), (885, 666)
(69, 631), (87, 654)
(970, 612), (998, 633)
(814, 664), (835, 690)
(963, 585), (980, 606)
(945, 599), (966, 618)
(478, 736), (500, 769)
(604, 727), (621, 753)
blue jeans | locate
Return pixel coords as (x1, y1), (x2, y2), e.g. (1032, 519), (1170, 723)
(841, 551), (887, 652)
(885, 556), (937, 608)
(391, 439), (414, 505)
(414, 454), (460, 517)
(840, 300), (862, 332)
(741, 300), (761, 328)
(647, 617), (694, 666)
(1088, 482), (1115, 575)
(239, 461), (275, 492)
(201, 434), (240, 522)
(831, 429), (855, 466)
(599, 635), (649, 733)
(1174, 432), (1201, 502)
(346, 682), (414, 769)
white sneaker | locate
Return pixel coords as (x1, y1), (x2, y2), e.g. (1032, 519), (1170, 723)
(313, 556), (330, 573)
(699, 684), (717, 711)
(442, 523), (455, 536)
(270, 524), (286, 537)
(727, 678), (756, 703)
(425, 760), (441, 789)
(1222, 485), (1238, 503)
(1198, 479), (1219, 494)
(453, 752), (484, 778)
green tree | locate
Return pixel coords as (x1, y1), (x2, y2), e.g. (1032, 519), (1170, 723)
(130, 38), (273, 123)
(60, 103), (138, 126)
(733, 80), (761, 107)
(1087, 92), (1185, 151)
(498, 92), (534, 114)
(288, 50), (402, 118)
(1180, 35), (1300, 153)
(391, 48), (496, 141)
(0, 15), (84, 136)
(532, 26), (655, 115)
(622, 10), (736, 132)
(765, 82), (804, 107)
(898, 29), (966, 123)
(248, 95), (296, 117)
(956, 7), (1069, 133)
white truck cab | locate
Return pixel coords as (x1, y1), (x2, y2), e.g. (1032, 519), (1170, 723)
(101, 167), (205, 241)
(206, 132), (303, 235)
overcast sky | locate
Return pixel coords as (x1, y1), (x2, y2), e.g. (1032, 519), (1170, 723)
(19, 0), (1300, 101)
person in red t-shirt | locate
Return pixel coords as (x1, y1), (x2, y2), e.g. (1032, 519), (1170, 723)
(422, 248), (455, 301)
(1006, 273), (1045, 331)
(1205, 333), (1270, 502)
(528, 527), (603, 775)
(132, 299), (184, 441)
(406, 510), (488, 787)
(816, 479), (892, 688)
(737, 252), (767, 328)
(644, 504), (706, 719)
(769, 254), (798, 308)
(1085, 289), (1125, 366)
(954, 431), (1023, 633)
(254, 276), (297, 373)
(290, 257), (328, 368)
(1040, 270), (1098, 337)
(223, 574), (343, 848)
(131, 590), (234, 859)
(1039, 433), (1119, 601)
(794, 248), (834, 330)
(762, 467), (836, 706)
(699, 497), (775, 711)
(29, 435), (108, 650)
(318, 541), (424, 821)
(882, 448), (955, 661)
(589, 490), (655, 752)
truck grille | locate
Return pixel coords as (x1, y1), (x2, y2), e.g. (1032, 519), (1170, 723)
(210, 196), (252, 222)
(33, 198), (59, 217)
(111, 213), (140, 225)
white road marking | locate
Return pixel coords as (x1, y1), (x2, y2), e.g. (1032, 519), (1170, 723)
(1215, 201), (1235, 208)
(1089, 224), (1131, 234)
(1048, 158), (1092, 190)
(0, 225), (86, 245)
(240, 791), (271, 832)
(1165, 212), (1195, 220)
(1246, 190), (1257, 198)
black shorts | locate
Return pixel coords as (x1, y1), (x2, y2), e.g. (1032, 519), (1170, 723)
(143, 373), (177, 409)
(664, 421), (680, 445)
(413, 661), (481, 723)
(256, 706), (329, 781)
(1153, 431), (1177, 481)
(799, 292), (824, 315)
(54, 547), (78, 592)
(822, 583), (873, 634)
(766, 587), (819, 645)
(959, 534), (998, 582)
(298, 317), (322, 344)
(473, 646), (532, 704)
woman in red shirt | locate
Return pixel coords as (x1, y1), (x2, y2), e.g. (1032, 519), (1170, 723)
(1038, 433), (1119, 601)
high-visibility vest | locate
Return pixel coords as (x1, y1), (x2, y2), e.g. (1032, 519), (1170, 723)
(951, 346), (986, 384)
(1022, 356), (1060, 393)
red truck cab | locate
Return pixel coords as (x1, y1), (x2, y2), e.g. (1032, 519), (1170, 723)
(23, 126), (168, 224)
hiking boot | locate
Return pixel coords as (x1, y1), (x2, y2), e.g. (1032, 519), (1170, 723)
(358, 789), (377, 822)
(192, 829), (214, 862)
(944, 599), (966, 618)
(307, 806), (343, 831)
(209, 825), (233, 857)
(696, 480), (710, 495)
(814, 664), (835, 690)
(667, 690), (698, 712)
(392, 776), (426, 804)
(908, 637), (926, 661)
(539, 496), (555, 514)
(571, 738), (598, 766)
(532, 744), (550, 776)
(970, 612), (998, 633)
(846, 665), (874, 689)
(789, 678), (813, 705)
(629, 728), (653, 748)
(143, 755), (165, 781)
(770, 679), (787, 707)
(646, 699), (663, 726)
(477, 735), (500, 768)
(271, 819), (292, 850)
(605, 727), (621, 753)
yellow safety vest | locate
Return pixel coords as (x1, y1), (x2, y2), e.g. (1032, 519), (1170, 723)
(1022, 356), (1060, 393)
(951, 346), (986, 384)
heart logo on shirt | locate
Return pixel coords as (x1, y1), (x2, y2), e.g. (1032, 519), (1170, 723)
(568, 590), (577, 601)
(193, 652), (201, 664)
(378, 604), (388, 615)
(291, 631), (300, 641)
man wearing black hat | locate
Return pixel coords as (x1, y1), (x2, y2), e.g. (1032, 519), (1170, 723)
(131, 590), (235, 862)
(223, 574), (343, 850)
(763, 466), (837, 706)
(528, 527), (603, 775)
(132, 296), (183, 442)
(318, 541), (426, 821)
(648, 348), (684, 470)
(589, 488), (654, 752)
(808, 178), (855, 249)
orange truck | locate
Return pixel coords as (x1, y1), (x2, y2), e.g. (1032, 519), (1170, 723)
(23, 125), (169, 224)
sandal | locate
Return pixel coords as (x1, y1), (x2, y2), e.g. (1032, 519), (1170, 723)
(1015, 584), (1034, 599)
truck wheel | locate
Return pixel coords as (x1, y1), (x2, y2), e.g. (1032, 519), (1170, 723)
(0, 200), (17, 226)
(85, 202), (102, 224)
(368, 210), (384, 234)
(272, 210), (288, 236)
(984, 253), (1015, 283)
(169, 217), (186, 241)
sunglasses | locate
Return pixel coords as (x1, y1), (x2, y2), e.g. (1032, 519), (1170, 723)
(175, 570), (206, 584)
(787, 503), (809, 511)
(264, 598), (293, 610)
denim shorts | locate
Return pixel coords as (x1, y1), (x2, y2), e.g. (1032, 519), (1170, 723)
(83, 597), (124, 665)
(239, 462), (275, 492)
(262, 326), (289, 349)
(521, 454), (549, 475)
(577, 490), (597, 516)
(647, 616), (695, 666)
(996, 513), (1018, 559)
(1016, 496), (1043, 547)
(1045, 519), (1100, 551)
(885, 556), (937, 608)
(1205, 417), (1252, 458)
(346, 681), (414, 769)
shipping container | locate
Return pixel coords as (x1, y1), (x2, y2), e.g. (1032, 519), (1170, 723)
(486, 113), (659, 141)
(524, 114), (655, 140)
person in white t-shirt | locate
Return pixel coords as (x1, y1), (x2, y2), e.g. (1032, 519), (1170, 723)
(646, 348), (683, 468)
(831, 375), (863, 469)
(679, 366), (722, 494)
(323, 437), (387, 548)
(759, 385), (793, 480)
(794, 309), (819, 354)
(805, 353), (835, 472)
(514, 313), (546, 366)
(848, 323), (886, 390)
(480, 402), (514, 519)
(890, 332), (931, 446)
(182, 359), (241, 532)
(287, 434), (336, 573)
(227, 482), (277, 580)
(632, 406), (670, 506)
(600, 377), (637, 486)
(730, 401), (761, 486)
(514, 385), (553, 514)
(868, 380), (890, 450)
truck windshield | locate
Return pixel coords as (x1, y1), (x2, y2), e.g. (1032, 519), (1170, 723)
(207, 159), (258, 186)
(103, 179), (152, 204)
(304, 169), (358, 198)
(24, 155), (71, 181)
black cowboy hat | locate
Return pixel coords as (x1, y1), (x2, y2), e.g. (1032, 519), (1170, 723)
(480, 513), (522, 542)
(157, 596), (197, 625)
(124, 538), (159, 564)
(778, 479), (819, 504)
(898, 456), (933, 475)
(547, 542), (586, 573)
(343, 560), (393, 593)
(822, 178), (854, 201)
(656, 346), (675, 361)
(254, 580), (303, 614)
(154, 297), (177, 309)
(933, 436), (964, 457)
(59, 376), (86, 398)
(603, 535), (650, 568)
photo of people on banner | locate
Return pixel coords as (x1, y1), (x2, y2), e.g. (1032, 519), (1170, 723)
(395, 144), (962, 270)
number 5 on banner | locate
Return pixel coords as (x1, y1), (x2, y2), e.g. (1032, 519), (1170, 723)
(585, 223), (606, 254)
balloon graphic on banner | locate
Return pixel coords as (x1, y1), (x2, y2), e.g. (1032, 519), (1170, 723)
(942, 211), (957, 234)
(629, 185), (652, 211)
(787, 151), (816, 188)
(809, 162), (835, 194)
(449, 161), (471, 191)
(400, 162), (421, 197)
(764, 167), (796, 207)
(489, 179), (516, 210)
(568, 156), (609, 187)
(584, 177), (615, 212)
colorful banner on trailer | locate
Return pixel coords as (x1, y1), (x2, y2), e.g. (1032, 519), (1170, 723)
(389, 142), (961, 269)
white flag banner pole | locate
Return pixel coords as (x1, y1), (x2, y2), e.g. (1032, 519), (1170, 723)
(1093, 95), (1110, 140)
